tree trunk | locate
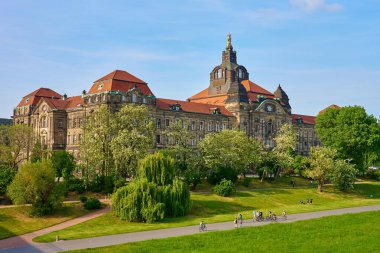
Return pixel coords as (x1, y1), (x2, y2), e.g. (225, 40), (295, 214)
(318, 183), (323, 192)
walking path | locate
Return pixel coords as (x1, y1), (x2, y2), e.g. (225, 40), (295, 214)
(1, 204), (380, 253)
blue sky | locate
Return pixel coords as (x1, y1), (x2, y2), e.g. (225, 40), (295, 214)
(0, 0), (379, 118)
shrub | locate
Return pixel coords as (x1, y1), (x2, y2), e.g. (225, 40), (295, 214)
(67, 178), (85, 194)
(213, 179), (236, 197)
(207, 165), (238, 185)
(84, 198), (101, 210)
(330, 160), (358, 191)
(79, 196), (88, 203)
(242, 177), (251, 187)
(0, 166), (16, 195)
(7, 159), (64, 216)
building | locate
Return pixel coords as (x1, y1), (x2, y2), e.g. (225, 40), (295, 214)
(13, 34), (320, 156)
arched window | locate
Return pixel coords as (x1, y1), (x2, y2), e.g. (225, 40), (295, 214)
(238, 69), (244, 79)
(41, 116), (47, 128)
(132, 94), (137, 103)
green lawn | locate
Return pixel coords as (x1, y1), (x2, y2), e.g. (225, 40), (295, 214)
(0, 203), (90, 240)
(67, 210), (380, 253)
(34, 181), (380, 242)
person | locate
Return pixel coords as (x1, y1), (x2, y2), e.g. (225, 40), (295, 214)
(234, 218), (238, 228)
(199, 221), (206, 232)
(282, 210), (287, 220)
(239, 213), (243, 225)
(252, 210), (257, 222)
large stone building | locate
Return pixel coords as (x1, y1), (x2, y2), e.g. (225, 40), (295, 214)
(12, 35), (320, 156)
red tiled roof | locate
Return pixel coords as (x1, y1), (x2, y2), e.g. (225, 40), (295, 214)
(319, 104), (340, 114)
(95, 70), (147, 84)
(17, 88), (62, 107)
(292, 114), (316, 125)
(188, 88), (209, 100)
(88, 70), (154, 96)
(156, 98), (233, 117)
(65, 96), (84, 109)
(241, 80), (274, 97)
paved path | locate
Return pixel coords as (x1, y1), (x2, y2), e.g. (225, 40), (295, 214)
(1, 204), (380, 253)
(0, 205), (110, 252)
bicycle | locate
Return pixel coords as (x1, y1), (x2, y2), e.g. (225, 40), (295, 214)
(199, 224), (207, 232)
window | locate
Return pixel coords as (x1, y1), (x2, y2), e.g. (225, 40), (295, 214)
(156, 135), (161, 144)
(95, 96), (99, 102)
(132, 94), (137, 103)
(41, 116), (47, 128)
(199, 122), (204, 131)
(73, 135), (77, 145)
(58, 120), (63, 128)
(222, 123), (226, 130)
(191, 139), (196, 146)
(121, 95), (127, 102)
(238, 69), (244, 79)
(165, 119), (170, 127)
(103, 95), (107, 101)
(142, 97), (147, 104)
(207, 123), (212, 132)
(98, 84), (103, 90)
(215, 123), (220, 132)
(68, 135), (71, 145)
(79, 134), (82, 142)
(191, 121), (195, 131)
(156, 119), (161, 129)
(73, 119), (77, 128)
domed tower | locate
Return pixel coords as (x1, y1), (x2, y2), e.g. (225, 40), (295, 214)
(274, 84), (291, 114)
(208, 34), (248, 112)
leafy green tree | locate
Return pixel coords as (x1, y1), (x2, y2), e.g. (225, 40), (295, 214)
(163, 119), (206, 190)
(273, 123), (296, 178)
(316, 106), (380, 173)
(330, 159), (358, 191)
(111, 104), (154, 178)
(80, 104), (115, 179)
(31, 141), (48, 163)
(51, 151), (76, 182)
(293, 154), (309, 176)
(112, 152), (191, 222)
(198, 129), (262, 182)
(305, 146), (337, 192)
(7, 159), (64, 216)
(0, 124), (34, 168)
(257, 151), (278, 182)
(0, 166), (16, 195)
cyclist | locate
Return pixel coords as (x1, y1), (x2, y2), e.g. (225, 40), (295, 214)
(282, 210), (287, 220)
(199, 221), (206, 232)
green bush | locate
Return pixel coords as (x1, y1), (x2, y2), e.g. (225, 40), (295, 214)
(7, 159), (64, 216)
(67, 178), (85, 194)
(0, 166), (16, 195)
(84, 198), (101, 210)
(207, 165), (238, 185)
(79, 196), (88, 203)
(330, 160), (358, 191)
(242, 177), (251, 187)
(112, 153), (191, 222)
(87, 176), (114, 194)
(213, 179), (236, 197)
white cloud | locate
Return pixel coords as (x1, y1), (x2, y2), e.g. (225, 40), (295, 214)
(290, 0), (343, 12)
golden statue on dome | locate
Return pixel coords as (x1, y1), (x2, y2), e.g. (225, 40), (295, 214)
(226, 33), (233, 50)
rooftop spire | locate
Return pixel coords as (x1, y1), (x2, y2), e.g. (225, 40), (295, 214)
(226, 33), (233, 50)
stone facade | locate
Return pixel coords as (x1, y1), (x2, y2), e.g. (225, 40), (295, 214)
(13, 35), (319, 156)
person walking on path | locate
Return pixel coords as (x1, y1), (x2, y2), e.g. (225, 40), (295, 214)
(239, 213), (243, 226)
(252, 210), (257, 222)
(234, 218), (238, 228)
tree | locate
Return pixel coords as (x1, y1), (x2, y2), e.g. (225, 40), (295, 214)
(112, 152), (191, 222)
(51, 151), (76, 182)
(0, 124), (35, 168)
(163, 119), (206, 190)
(0, 166), (16, 195)
(330, 159), (357, 191)
(305, 146), (337, 192)
(198, 129), (262, 183)
(316, 106), (380, 173)
(7, 159), (64, 216)
(273, 123), (297, 178)
(293, 154), (309, 176)
(111, 104), (154, 178)
(31, 141), (48, 163)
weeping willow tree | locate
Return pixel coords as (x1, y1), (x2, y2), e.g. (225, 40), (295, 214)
(112, 152), (191, 222)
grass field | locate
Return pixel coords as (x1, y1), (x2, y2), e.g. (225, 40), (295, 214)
(34, 181), (380, 242)
(67, 210), (380, 253)
(0, 203), (90, 240)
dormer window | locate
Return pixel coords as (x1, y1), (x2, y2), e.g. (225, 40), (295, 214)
(297, 117), (303, 124)
(214, 68), (223, 79)
(171, 103), (182, 111)
(25, 98), (29, 103)
(98, 84), (103, 90)
(212, 107), (221, 115)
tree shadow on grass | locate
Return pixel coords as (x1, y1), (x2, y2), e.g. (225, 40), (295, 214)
(0, 213), (17, 240)
(189, 199), (249, 216)
(353, 183), (380, 199)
